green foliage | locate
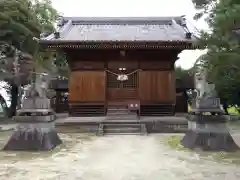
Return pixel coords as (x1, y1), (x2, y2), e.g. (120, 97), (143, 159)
(192, 0), (240, 107)
(53, 51), (69, 78)
(175, 66), (194, 86)
(175, 67), (190, 79)
(0, 0), (60, 117)
(32, 0), (60, 34)
(192, 0), (217, 20)
(0, 0), (40, 53)
(0, 0), (61, 79)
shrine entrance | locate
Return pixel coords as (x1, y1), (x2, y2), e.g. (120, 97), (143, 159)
(106, 68), (140, 103)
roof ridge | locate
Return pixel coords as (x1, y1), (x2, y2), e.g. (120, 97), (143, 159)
(40, 15), (196, 43)
(62, 16), (184, 25)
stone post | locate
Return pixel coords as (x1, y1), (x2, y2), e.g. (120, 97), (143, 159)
(181, 70), (239, 152)
(3, 87), (62, 151)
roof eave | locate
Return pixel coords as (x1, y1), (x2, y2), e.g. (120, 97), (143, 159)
(39, 40), (198, 50)
(39, 39), (196, 44)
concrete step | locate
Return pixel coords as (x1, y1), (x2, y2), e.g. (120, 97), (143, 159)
(107, 111), (132, 115)
(107, 105), (128, 109)
(102, 120), (141, 124)
(107, 108), (128, 111)
(103, 123), (141, 128)
(106, 108), (138, 119)
(106, 113), (137, 117)
(99, 123), (147, 135)
(104, 127), (141, 134)
(107, 108), (129, 113)
(140, 113), (173, 116)
(105, 116), (138, 120)
(104, 133), (143, 135)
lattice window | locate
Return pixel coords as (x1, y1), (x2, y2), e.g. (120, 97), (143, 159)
(122, 72), (138, 88)
(107, 72), (120, 88)
(107, 69), (138, 88)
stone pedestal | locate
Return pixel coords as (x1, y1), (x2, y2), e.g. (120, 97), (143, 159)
(3, 94), (62, 151)
(181, 114), (240, 152)
(183, 72), (240, 151)
(3, 121), (62, 151)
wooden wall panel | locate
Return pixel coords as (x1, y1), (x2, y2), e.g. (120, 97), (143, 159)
(70, 61), (105, 70)
(170, 71), (176, 103)
(139, 60), (173, 70)
(107, 88), (138, 101)
(107, 60), (138, 69)
(68, 71), (106, 102)
(138, 71), (175, 103)
(68, 71), (80, 102)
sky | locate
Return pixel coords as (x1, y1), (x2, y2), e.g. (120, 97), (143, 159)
(51, 0), (209, 69)
(0, 0), (208, 104)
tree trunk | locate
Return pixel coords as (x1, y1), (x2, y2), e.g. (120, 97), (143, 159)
(0, 94), (9, 117)
(9, 83), (18, 117)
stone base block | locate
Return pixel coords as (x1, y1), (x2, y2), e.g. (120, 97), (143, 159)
(3, 122), (62, 151)
(188, 114), (229, 123)
(14, 115), (56, 122)
(181, 130), (240, 152)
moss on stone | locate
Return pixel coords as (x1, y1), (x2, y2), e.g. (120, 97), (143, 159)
(165, 135), (187, 151)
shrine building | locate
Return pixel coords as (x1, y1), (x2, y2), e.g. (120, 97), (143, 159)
(40, 17), (196, 117)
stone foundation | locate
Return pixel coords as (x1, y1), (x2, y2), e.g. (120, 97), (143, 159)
(181, 116), (240, 152)
(181, 130), (239, 152)
(3, 122), (62, 151)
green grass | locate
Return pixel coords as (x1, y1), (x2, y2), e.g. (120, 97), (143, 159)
(165, 135), (189, 151)
(188, 104), (239, 115)
(165, 135), (240, 165)
(228, 106), (240, 115)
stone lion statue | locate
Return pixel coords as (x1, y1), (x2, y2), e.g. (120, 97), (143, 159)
(194, 69), (217, 99)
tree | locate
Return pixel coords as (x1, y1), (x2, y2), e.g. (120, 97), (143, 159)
(192, 0), (240, 112)
(0, 0), (59, 117)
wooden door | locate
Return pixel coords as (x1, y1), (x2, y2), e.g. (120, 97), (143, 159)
(138, 71), (175, 103)
(107, 69), (139, 102)
(68, 71), (106, 102)
(107, 60), (139, 102)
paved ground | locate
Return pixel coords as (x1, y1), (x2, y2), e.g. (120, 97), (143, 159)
(0, 113), (188, 130)
(0, 113), (239, 132)
(0, 133), (240, 180)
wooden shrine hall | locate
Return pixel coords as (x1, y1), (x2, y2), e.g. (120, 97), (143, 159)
(41, 16), (196, 117)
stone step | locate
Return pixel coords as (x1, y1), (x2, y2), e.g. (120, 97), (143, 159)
(102, 120), (141, 124)
(140, 112), (173, 116)
(105, 116), (138, 120)
(107, 111), (129, 114)
(104, 133), (143, 135)
(100, 123), (147, 135)
(104, 127), (141, 134)
(103, 123), (141, 128)
(107, 105), (128, 109)
(107, 108), (128, 111)
(107, 112), (136, 116)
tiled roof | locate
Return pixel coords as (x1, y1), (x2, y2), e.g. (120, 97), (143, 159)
(42, 16), (195, 42)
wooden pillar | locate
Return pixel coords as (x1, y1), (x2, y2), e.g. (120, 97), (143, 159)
(170, 70), (176, 104)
